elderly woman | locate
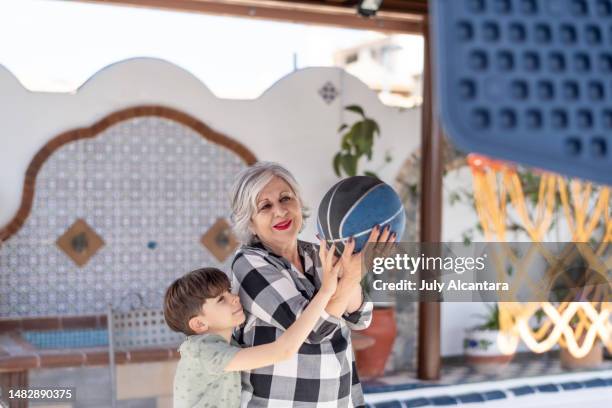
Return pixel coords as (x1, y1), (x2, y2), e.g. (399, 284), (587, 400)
(229, 162), (394, 408)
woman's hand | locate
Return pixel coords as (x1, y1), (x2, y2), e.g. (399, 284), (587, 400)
(340, 224), (397, 285)
(318, 239), (341, 296)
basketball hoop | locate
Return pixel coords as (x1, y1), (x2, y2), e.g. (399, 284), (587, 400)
(467, 154), (611, 359)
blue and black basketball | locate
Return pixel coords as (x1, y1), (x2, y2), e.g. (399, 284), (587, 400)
(317, 176), (405, 254)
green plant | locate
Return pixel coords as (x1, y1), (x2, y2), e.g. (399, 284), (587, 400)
(333, 105), (391, 179)
(471, 303), (500, 331)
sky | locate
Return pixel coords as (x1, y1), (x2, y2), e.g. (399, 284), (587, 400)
(0, 0), (410, 98)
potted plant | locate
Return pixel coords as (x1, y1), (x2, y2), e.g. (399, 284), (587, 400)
(332, 104), (396, 378)
(354, 273), (397, 378)
(464, 303), (515, 371)
(559, 314), (604, 369)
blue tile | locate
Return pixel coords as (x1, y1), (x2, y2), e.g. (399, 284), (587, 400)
(482, 390), (506, 400)
(375, 401), (403, 408)
(363, 380), (388, 387)
(583, 378), (606, 388)
(559, 381), (584, 390)
(364, 383), (442, 394)
(456, 393), (485, 403)
(430, 396), (458, 405)
(510, 386), (536, 396)
(362, 383), (395, 394)
(535, 384), (559, 393)
(403, 398), (431, 407)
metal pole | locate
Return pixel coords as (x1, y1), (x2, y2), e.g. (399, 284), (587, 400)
(107, 305), (118, 408)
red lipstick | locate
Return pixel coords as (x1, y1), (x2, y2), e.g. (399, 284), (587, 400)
(273, 220), (292, 230)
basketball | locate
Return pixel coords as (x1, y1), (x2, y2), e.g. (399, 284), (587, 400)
(317, 176), (406, 254)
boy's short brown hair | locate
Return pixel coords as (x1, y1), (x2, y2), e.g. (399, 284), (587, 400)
(163, 267), (231, 335)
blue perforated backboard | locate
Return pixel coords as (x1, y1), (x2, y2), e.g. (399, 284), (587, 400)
(432, 0), (612, 185)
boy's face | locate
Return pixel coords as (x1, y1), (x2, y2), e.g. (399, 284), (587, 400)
(190, 290), (245, 334)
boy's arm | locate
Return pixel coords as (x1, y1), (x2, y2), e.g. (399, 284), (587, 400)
(223, 288), (333, 372)
(231, 250), (342, 345)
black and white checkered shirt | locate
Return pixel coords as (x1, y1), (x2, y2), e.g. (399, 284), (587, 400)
(231, 239), (373, 408)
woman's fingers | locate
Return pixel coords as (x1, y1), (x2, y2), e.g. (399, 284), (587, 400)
(367, 225), (381, 243)
(326, 244), (336, 268)
(342, 237), (356, 258)
(377, 225), (391, 244)
(331, 261), (342, 277)
(318, 238), (328, 264)
(381, 231), (397, 256)
(349, 238), (356, 254)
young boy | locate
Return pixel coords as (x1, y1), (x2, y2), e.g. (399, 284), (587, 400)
(163, 242), (340, 408)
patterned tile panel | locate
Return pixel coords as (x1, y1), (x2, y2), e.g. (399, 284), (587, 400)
(0, 116), (248, 317)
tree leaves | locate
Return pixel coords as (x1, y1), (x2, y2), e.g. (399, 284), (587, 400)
(449, 191), (461, 205)
(351, 122), (370, 157)
(345, 104), (365, 117)
(341, 153), (358, 176)
(341, 133), (351, 151)
(332, 104), (390, 178)
(332, 152), (358, 177)
(333, 152), (342, 177)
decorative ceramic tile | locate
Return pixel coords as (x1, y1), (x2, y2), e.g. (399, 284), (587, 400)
(56, 218), (105, 267)
(318, 81), (339, 104)
(201, 218), (239, 263)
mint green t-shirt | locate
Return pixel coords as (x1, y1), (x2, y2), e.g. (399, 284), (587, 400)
(173, 333), (241, 408)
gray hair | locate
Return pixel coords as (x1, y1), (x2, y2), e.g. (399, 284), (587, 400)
(230, 162), (310, 244)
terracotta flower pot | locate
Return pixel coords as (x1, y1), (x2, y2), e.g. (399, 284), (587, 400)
(354, 307), (397, 378)
(560, 340), (603, 369)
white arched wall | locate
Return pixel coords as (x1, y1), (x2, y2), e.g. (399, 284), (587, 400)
(0, 57), (421, 242)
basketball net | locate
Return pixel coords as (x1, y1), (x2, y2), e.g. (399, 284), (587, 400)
(467, 154), (611, 358)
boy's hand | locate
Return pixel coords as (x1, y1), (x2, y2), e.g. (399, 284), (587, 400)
(318, 239), (341, 296)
